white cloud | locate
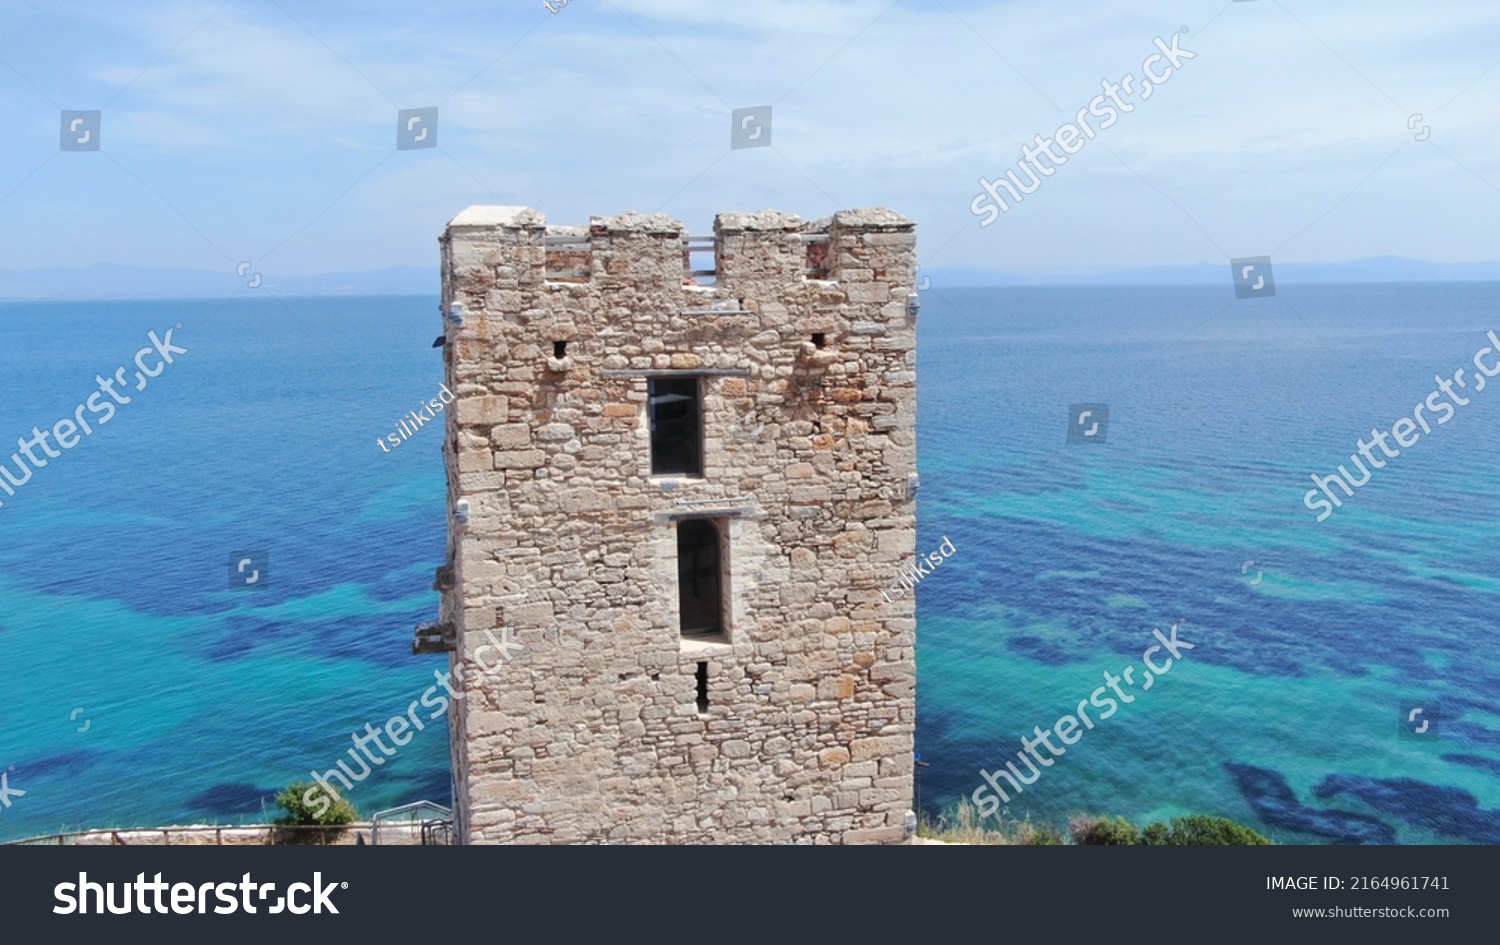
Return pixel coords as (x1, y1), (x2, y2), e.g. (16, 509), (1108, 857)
(0, 0), (1495, 274)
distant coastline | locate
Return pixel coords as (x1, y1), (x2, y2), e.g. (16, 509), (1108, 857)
(3, 257), (1500, 301)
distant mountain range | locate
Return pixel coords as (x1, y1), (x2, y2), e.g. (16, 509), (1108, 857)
(921, 257), (1500, 287)
(1, 257), (1497, 300)
(0, 264), (436, 301)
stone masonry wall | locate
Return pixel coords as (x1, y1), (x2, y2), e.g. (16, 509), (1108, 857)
(437, 205), (918, 844)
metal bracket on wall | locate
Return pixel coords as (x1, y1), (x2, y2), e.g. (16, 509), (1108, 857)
(412, 621), (457, 654)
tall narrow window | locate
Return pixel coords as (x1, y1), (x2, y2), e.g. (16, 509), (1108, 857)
(649, 376), (701, 476)
(677, 519), (722, 638)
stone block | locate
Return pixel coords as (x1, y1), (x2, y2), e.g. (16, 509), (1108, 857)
(459, 450), (494, 472)
(504, 601), (555, 627)
(493, 449), (546, 469)
(458, 395), (508, 426)
(818, 747), (850, 767)
(491, 423), (532, 448)
(850, 735), (908, 764)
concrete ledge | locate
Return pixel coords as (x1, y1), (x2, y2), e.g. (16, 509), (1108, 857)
(842, 825), (908, 845)
(715, 210), (806, 233)
(449, 206), (546, 229)
(679, 638), (732, 660)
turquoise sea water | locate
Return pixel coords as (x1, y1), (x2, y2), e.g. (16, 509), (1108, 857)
(2, 286), (1498, 843)
(0, 296), (451, 840)
(916, 283), (1500, 844)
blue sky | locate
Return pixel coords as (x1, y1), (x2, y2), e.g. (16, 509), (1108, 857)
(0, 0), (1497, 280)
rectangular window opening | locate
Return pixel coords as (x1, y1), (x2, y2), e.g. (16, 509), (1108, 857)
(543, 234), (591, 283)
(811, 332), (826, 348)
(803, 235), (831, 279)
(553, 340), (567, 359)
(649, 376), (702, 477)
(677, 518), (724, 639)
(682, 234), (718, 288)
(695, 662), (709, 714)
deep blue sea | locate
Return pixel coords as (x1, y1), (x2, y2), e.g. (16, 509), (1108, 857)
(2, 285), (1499, 844)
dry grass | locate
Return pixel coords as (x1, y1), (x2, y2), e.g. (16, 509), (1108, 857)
(916, 797), (1067, 845)
(918, 805), (1274, 846)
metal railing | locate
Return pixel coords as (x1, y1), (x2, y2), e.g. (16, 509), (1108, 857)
(682, 234), (717, 279)
(422, 819), (456, 845)
(371, 801), (454, 845)
(533, 231), (835, 283)
(5, 823), (370, 846)
(543, 234), (593, 282)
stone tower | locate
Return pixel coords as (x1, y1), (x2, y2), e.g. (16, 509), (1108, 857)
(430, 205), (918, 843)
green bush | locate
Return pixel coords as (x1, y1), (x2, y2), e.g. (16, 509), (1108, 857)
(915, 800), (1267, 847)
(273, 781), (357, 844)
(1140, 814), (1269, 846)
(1019, 822), (1066, 845)
(275, 781), (357, 825)
(1074, 815), (1141, 845)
